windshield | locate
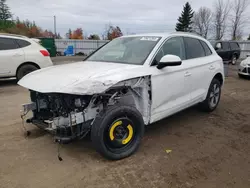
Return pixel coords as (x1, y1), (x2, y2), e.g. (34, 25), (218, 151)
(86, 36), (161, 65)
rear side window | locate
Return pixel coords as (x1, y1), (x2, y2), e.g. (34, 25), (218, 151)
(0, 37), (19, 50)
(16, 39), (31, 48)
(184, 37), (205, 59)
(200, 41), (212, 56)
(222, 42), (230, 50)
(230, 42), (240, 50)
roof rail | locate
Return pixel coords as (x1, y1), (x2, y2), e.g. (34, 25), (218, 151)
(170, 31), (201, 36)
(0, 33), (29, 38)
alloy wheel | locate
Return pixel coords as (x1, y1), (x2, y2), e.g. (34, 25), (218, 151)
(209, 83), (220, 108)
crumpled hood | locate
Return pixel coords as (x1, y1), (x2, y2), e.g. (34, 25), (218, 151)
(18, 61), (151, 95)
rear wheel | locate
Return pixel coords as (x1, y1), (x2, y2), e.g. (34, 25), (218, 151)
(91, 105), (144, 160)
(199, 78), (221, 112)
(17, 64), (38, 81)
(231, 55), (237, 65)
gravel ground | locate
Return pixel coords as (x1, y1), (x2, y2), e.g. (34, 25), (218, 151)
(0, 63), (250, 188)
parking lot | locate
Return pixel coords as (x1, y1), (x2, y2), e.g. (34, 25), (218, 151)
(0, 60), (250, 188)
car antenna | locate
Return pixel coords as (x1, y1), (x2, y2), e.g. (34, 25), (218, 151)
(57, 140), (63, 161)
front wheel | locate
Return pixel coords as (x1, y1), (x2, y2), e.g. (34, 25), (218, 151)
(91, 105), (145, 160)
(199, 78), (222, 112)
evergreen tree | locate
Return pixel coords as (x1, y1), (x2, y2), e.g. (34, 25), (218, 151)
(247, 34), (250, 40)
(68, 28), (72, 39)
(0, 0), (12, 21)
(175, 2), (194, 32)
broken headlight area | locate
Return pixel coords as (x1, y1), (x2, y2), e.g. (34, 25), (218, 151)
(21, 91), (103, 143)
(20, 76), (151, 144)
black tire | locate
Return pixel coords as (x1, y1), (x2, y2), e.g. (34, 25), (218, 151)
(17, 64), (38, 81)
(91, 105), (145, 160)
(199, 78), (221, 112)
(231, 54), (237, 65)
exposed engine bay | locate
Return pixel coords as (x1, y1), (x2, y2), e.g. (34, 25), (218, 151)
(21, 76), (151, 144)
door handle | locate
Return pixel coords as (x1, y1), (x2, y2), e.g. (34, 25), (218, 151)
(209, 65), (215, 70)
(184, 72), (191, 77)
(13, 53), (22, 57)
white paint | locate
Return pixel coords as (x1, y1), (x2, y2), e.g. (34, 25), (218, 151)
(159, 54), (182, 63)
(238, 56), (250, 76)
(0, 34), (53, 78)
(19, 32), (224, 125)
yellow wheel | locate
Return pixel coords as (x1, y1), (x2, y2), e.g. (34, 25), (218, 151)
(107, 118), (134, 149)
(91, 105), (145, 160)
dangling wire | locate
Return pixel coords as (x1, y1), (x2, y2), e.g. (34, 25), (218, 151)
(57, 140), (63, 161)
(21, 113), (31, 137)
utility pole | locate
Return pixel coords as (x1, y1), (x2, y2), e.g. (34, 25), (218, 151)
(54, 15), (57, 38)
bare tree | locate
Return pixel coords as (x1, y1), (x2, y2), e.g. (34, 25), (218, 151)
(192, 7), (213, 38)
(230, 0), (250, 40)
(213, 0), (230, 40)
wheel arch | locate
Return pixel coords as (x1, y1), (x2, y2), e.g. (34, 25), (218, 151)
(213, 72), (224, 86)
(16, 62), (40, 76)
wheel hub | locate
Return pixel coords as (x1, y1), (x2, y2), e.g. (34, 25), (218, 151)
(107, 118), (134, 148)
(209, 83), (220, 108)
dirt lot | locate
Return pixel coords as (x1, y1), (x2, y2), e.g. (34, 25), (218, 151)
(0, 64), (250, 188)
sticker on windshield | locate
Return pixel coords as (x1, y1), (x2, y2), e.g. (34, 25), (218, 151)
(140, 37), (159, 41)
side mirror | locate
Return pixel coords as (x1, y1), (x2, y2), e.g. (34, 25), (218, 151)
(157, 55), (182, 69)
(247, 54), (250, 57)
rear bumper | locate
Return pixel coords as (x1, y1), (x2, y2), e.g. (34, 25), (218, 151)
(38, 57), (54, 68)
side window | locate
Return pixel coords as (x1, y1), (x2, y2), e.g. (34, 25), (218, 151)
(0, 37), (19, 50)
(184, 37), (205, 59)
(230, 42), (240, 50)
(200, 40), (212, 56)
(153, 37), (185, 65)
(16, 39), (31, 48)
(222, 42), (230, 50)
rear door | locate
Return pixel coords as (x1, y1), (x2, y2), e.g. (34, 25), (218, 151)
(229, 42), (241, 58)
(0, 37), (25, 77)
(221, 42), (231, 61)
(183, 37), (214, 103)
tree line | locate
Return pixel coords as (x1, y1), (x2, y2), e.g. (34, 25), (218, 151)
(1, 0), (249, 40)
(0, 0), (123, 40)
(175, 0), (250, 40)
(65, 26), (123, 40)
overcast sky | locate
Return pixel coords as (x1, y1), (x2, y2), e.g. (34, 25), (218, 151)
(7, 0), (250, 39)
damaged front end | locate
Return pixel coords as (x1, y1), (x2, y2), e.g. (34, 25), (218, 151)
(21, 76), (151, 144)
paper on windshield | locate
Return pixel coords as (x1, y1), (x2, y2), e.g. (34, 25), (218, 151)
(140, 37), (159, 41)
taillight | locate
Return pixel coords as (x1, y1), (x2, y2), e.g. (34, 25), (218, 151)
(40, 50), (50, 56)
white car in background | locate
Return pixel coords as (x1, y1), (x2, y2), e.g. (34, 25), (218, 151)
(19, 32), (224, 160)
(238, 55), (250, 78)
(0, 34), (53, 81)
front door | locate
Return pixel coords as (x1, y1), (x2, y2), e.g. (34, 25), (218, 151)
(0, 37), (24, 77)
(150, 36), (193, 123)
